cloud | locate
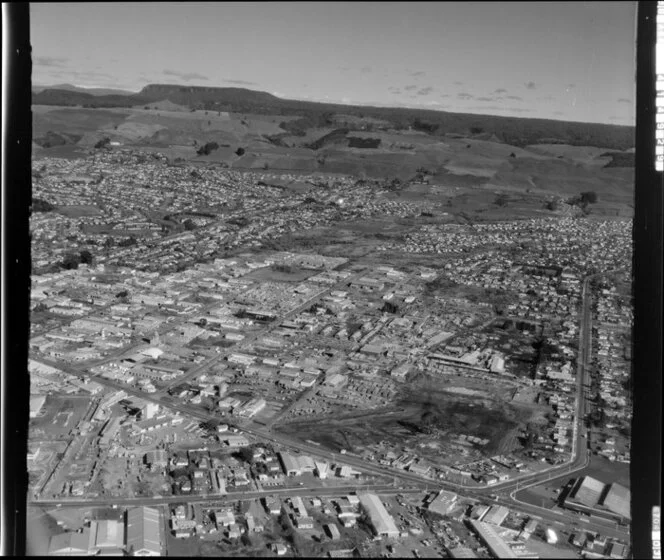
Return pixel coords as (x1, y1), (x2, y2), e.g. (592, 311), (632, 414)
(617, 98), (631, 104)
(388, 87), (402, 94)
(468, 105), (530, 113)
(566, 83), (576, 89)
(505, 95), (523, 101)
(360, 66), (372, 74)
(404, 85), (418, 91)
(39, 68), (117, 86)
(163, 69), (208, 81)
(454, 81), (464, 85)
(224, 79), (258, 86)
(410, 71), (426, 77)
(416, 86), (434, 96)
(494, 88), (508, 94)
(439, 94), (450, 98)
(537, 95), (554, 101)
(553, 110), (565, 116)
(457, 92), (474, 100)
(476, 96), (494, 102)
(34, 56), (68, 67)
(524, 81), (537, 90)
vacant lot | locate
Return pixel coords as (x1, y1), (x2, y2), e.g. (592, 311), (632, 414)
(276, 378), (532, 461)
(30, 395), (91, 438)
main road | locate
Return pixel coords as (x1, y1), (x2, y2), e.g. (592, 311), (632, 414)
(32, 272), (630, 539)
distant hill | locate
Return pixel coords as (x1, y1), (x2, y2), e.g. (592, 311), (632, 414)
(32, 83), (635, 150)
(32, 83), (137, 96)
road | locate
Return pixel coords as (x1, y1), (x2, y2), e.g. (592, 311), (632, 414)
(29, 484), (421, 509)
(31, 271), (631, 541)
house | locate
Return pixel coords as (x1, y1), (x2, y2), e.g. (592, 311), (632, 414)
(227, 523), (242, 539)
(215, 509), (235, 528)
(144, 450), (168, 469)
(263, 497), (282, 515)
(325, 523), (341, 540)
(295, 516), (315, 529)
(272, 543), (288, 555)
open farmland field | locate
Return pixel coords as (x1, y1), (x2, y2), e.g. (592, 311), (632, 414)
(32, 102), (634, 218)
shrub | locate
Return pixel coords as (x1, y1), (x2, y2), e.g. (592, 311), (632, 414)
(494, 194), (509, 207)
(580, 191), (598, 204)
(94, 137), (111, 149)
(32, 198), (55, 212)
(79, 249), (93, 265)
(197, 142), (219, 156)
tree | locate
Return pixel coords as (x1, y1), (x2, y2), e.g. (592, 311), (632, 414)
(235, 147), (246, 156)
(33, 302), (48, 313)
(580, 191), (598, 204)
(381, 301), (399, 314)
(61, 253), (81, 270)
(118, 236), (138, 247)
(94, 137), (111, 149)
(79, 249), (93, 265)
(183, 219), (197, 231)
(197, 142), (219, 156)
(32, 198), (55, 212)
(494, 194), (509, 207)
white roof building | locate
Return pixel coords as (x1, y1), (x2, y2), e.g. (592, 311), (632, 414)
(358, 493), (399, 539)
(126, 506), (161, 556)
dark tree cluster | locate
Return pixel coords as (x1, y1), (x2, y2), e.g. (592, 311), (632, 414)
(94, 137), (111, 149)
(412, 119), (439, 134)
(196, 141), (219, 155)
(32, 198), (55, 212)
(381, 301), (399, 314)
(117, 236), (138, 247)
(348, 137), (381, 149)
(60, 249), (93, 270)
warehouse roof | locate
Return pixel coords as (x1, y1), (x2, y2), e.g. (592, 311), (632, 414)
(126, 506), (161, 556)
(602, 483), (631, 519)
(358, 493), (399, 538)
(571, 476), (605, 507)
(469, 520), (518, 559)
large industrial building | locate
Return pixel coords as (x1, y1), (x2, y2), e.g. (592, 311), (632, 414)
(564, 476), (631, 521)
(126, 506), (162, 556)
(358, 493), (400, 539)
(427, 490), (458, 516)
(278, 452), (316, 476)
(482, 505), (510, 526)
(601, 483), (631, 520)
(90, 519), (125, 554)
(468, 520), (518, 559)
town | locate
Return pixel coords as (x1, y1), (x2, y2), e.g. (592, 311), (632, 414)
(27, 147), (633, 558)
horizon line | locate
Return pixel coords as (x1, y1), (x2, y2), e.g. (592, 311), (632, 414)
(32, 81), (636, 128)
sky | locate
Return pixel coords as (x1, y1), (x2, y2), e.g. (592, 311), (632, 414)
(31, 2), (637, 125)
